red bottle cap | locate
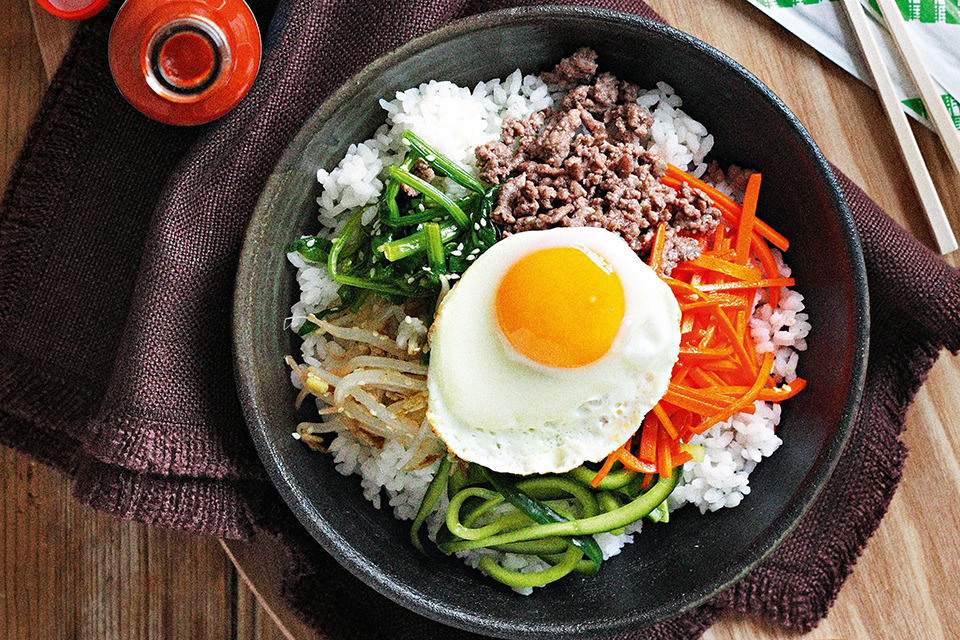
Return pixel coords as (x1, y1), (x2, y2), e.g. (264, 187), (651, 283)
(108, 0), (261, 126)
(34, 0), (110, 20)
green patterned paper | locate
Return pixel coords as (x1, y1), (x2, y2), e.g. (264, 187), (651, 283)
(903, 94), (960, 127)
(746, 0), (960, 131)
(757, 0), (958, 23)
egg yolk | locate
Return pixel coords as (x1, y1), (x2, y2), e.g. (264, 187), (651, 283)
(495, 246), (626, 368)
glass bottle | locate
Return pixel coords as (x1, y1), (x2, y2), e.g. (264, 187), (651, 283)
(109, 0), (261, 126)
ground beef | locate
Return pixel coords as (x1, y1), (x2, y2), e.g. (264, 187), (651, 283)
(706, 160), (753, 194)
(538, 47), (598, 89)
(476, 47), (722, 273)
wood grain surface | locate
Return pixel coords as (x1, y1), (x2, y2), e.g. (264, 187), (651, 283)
(2, 1), (959, 639)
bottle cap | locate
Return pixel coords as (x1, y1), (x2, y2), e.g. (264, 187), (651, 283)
(109, 0), (261, 126)
(34, 0), (110, 20)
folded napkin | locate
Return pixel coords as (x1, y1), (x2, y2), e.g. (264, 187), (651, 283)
(2, 1), (958, 638)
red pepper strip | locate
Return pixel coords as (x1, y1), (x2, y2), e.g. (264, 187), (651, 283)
(735, 173), (762, 264)
(640, 473), (654, 490)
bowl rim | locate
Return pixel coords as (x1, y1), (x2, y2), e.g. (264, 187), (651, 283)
(234, 5), (870, 637)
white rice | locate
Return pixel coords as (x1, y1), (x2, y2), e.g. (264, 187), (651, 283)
(287, 69), (810, 590)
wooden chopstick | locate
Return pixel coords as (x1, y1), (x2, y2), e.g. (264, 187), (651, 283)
(875, 0), (960, 178)
(839, 0), (958, 255)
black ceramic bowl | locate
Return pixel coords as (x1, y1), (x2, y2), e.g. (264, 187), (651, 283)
(234, 6), (868, 639)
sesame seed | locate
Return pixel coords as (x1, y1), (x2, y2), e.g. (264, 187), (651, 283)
(480, 218), (488, 227)
(291, 432), (301, 440)
(466, 254), (476, 261)
(425, 154), (436, 161)
(473, 223), (480, 231)
(451, 250), (462, 257)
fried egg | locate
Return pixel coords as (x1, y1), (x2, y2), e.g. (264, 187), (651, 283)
(426, 226), (681, 475)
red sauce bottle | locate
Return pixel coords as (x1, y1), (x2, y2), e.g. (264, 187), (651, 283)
(34, 0), (110, 20)
(108, 0), (261, 126)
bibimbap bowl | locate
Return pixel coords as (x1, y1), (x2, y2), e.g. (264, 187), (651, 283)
(234, 6), (868, 639)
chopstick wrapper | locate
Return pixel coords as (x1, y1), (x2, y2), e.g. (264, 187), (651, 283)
(746, 0), (960, 132)
(2, 1), (960, 638)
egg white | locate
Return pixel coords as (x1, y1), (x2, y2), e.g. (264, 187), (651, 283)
(426, 227), (681, 475)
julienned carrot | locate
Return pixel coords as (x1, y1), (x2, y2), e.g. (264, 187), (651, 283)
(617, 445), (657, 474)
(664, 164), (789, 251)
(649, 222), (666, 273)
(735, 173), (762, 264)
(678, 345), (734, 360)
(590, 449), (619, 488)
(588, 170), (804, 487)
(664, 384), (729, 415)
(652, 403), (677, 439)
(590, 436), (655, 486)
(696, 277), (794, 293)
(690, 352), (775, 435)
(757, 377), (807, 401)
(676, 254), (761, 281)
(708, 302), (759, 378)
(697, 324), (717, 348)
(751, 234), (782, 309)
(656, 427), (673, 478)
(679, 294), (750, 312)
(639, 412), (658, 465)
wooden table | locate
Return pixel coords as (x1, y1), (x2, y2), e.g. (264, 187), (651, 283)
(2, 1), (959, 638)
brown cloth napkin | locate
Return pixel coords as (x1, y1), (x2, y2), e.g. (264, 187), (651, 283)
(2, 1), (959, 638)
